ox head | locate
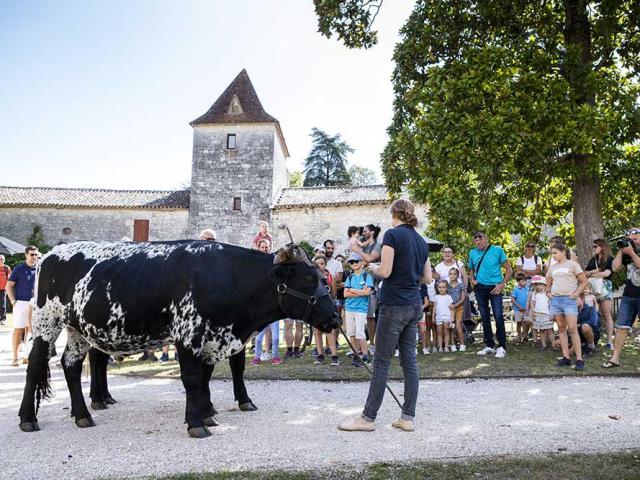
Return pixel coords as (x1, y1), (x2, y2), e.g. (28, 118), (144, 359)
(270, 244), (340, 333)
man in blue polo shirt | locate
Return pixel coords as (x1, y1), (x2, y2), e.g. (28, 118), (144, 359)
(6, 245), (39, 366)
(468, 231), (512, 358)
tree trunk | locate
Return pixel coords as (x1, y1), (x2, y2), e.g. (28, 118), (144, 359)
(572, 155), (604, 267)
(564, 0), (604, 266)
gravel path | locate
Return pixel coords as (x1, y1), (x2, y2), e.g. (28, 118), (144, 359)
(1, 329), (639, 479)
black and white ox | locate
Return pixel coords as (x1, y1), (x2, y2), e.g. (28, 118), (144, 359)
(19, 240), (339, 438)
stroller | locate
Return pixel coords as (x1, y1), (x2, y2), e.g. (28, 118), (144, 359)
(462, 291), (481, 345)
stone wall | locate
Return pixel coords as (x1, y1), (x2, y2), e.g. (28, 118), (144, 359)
(0, 207), (189, 245)
(271, 203), (430, 254)
(189, 123), (287, 247)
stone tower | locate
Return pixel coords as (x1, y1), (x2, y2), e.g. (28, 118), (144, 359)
(188, 69), (289, 246)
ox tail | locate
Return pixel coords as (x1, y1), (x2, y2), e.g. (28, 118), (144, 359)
(31, 337), (53, 415)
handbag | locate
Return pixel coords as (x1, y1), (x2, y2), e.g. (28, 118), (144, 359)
(588, 277), (604, 299)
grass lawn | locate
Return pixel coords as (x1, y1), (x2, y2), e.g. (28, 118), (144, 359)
(125, 450), (640, 480)
(108, 333), (640, 381)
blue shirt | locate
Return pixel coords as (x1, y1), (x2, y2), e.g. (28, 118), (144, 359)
(344, 271), (374, 313)
(379, 224), (429, 306)
(511, 285), (529, 312)
(8, 262), (36, 301)
(468, 245), (508, 286)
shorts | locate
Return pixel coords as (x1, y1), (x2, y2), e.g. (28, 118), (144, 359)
(514, 310), (527, 323)
(435, 315), (451, 326)
(345, 310), (367, 339)
(550, 296), (578, 317)
(367, 292), (377, 318)
(615, 296), (640, 330)
(12, 300), (31, 329)
(533, 312), (554, 330)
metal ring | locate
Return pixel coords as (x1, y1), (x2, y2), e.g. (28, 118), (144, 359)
(309, 296), (318, 305)
(277, 284), (287, 294)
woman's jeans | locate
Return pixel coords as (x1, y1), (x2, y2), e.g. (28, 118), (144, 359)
(474, 283), (506, 350)
(255, 321), (280, 358)
(363, 304), (422, 421)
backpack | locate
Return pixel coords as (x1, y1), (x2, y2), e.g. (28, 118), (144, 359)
(519, 255), (539, 267)
(345, 271), (371, 291)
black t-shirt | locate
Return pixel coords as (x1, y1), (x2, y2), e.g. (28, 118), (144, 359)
(378, 224), (429, 306)
(585, 256), (613, 281)
(622, 254), (640, 298)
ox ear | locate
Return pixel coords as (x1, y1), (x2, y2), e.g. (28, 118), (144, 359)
(273, 244), (299, 265)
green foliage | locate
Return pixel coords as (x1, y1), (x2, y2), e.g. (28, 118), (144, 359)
(26, 225), (51, 254)
(297, 240), (315, 258)
(303, 127), (353, 187)
(348, 165), (379, 186)
(313, 0), (382, 49)
(314, 1), (640, 260)
(288, 171), (303, 188)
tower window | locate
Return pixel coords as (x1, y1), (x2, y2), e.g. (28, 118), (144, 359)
(227, 134), (236, 149)
(233, 197), (242, 211)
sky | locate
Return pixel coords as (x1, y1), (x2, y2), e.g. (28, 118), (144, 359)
(0, 0), (415, 190)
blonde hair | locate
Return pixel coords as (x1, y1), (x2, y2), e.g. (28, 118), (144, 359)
(390, 199), (418, 227)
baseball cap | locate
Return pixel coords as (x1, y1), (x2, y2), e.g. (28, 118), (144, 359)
(347, 252), (362, 263)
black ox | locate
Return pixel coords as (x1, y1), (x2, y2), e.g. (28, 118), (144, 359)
(19, 241), (339, 438)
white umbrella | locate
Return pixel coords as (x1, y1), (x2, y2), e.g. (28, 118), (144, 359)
(0, 235), (26, 255)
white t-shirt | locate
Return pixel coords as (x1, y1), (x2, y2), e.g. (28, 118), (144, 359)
(435, 261), (463, 283)
(533, 292), (550, 314)
(516, 255), (542, 272)
(326, 257), (344, 280)
(426, 280), (436, 301)
(434, 294), (453, 321)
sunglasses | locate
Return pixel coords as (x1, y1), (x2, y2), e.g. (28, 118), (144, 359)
(28, 253), (38, 257)
(347, 260), (360, 265)
(525, 244), (535, 248)
(473, 235), (484, 240)
(626, 229), (640, 235)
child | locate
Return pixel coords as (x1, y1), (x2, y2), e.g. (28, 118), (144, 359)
(344, 252), (374, 367)
(583, 284), (599, 313)
(419, 283), (433, 354)
(511, 272), (531, 343)
(312, 255), (339, 366)
(447, 268), (467, 352)
(432, 280), (453, 352)
(528, 275), (554, 351)
(347, 226), (364, 251)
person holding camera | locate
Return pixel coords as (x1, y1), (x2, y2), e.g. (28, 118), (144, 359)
(602, 228), (640, 368)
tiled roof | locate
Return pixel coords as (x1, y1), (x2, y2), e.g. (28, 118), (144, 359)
(275, 185), (390, 208)
(190, 69), (289, 157)
(0, 186), (190, 210)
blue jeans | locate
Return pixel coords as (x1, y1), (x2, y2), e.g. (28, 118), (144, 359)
(616, 296), (640, 330)
(255, 321), (280, 357)
(363, 304), (422, 421)
(474, 283), (506, 350)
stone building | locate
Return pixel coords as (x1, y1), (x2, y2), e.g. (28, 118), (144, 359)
(0, 70), (425, 251)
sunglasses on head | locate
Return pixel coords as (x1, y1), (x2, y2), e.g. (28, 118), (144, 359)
(626, 229), (640, 235)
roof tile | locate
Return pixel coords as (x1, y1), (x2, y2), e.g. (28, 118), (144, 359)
(275, 185), (389, 208)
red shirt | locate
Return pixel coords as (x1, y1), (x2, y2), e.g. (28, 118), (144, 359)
(0, 264), (11, 290)
(253, 232), (273, 249)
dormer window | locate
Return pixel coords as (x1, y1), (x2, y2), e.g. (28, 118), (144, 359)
(233, 197), (242, 211)
(228, 95), (244, 114)
(227, 134), (236, 149)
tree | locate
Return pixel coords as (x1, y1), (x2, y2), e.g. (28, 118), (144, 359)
(289, 171), (304, 188)
(303, 127), (353, 187)
(314, 0), (640, 265)
(349, 165), (379, 186)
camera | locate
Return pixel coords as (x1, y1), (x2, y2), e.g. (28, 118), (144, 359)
(617, 237), (632, 249)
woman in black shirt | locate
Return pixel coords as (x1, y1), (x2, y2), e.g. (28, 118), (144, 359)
(584, 238), (614, 349)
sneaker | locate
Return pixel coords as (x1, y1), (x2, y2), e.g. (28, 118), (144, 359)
(330, 356), (340, 366)
(575, 359), (585, 371)
(437, 348), (443, 353)
(391, 418), (415, 432)
(271, 356), (283, 366)
(284, 350), (294, 359)
(251, 358), (261, 366)
(159, 353), (169, 363)
(557, 357), (572, 367)
(293, 350), (303, 359)
(450, 345), (457, 352)
(259, 352), (271, 362)
(338, 416), (375, 432)
(368, 346), (375, 356)
(311, 349), (319, 358)
(346, 350), (354, 358)
(495, 347), (506, 359)
(314, 354), (325, 365)
(361, 356), (370, 364)
(605, 343), (613, 350)
(351, 358), (364, 368)
(394, 349), (399, 358)
(422, 347), (430, 355)
(458, 345), (466, 352)
(477, 347), (496, 356)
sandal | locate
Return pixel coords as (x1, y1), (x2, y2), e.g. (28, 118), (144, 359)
(601, 360), (620, 369)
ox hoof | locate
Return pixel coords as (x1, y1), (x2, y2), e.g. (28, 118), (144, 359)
(187, 426), (212, 439)
(19, 421), (40, 432)
(203, 416), (220, 427)
(105, 396), (118, 405)
(91, 401), (108, 410)
(75, 417), (96, 428)
(239, 402), (258, 412)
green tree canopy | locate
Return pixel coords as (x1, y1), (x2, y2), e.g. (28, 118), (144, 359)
(314, 0), (640, 264)
(303, 127), (354, 187)
(289, 170), (304, 188)
(349, 165), (379, 186)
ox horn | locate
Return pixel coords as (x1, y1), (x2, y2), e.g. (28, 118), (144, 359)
(274, 244), (300, 265)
